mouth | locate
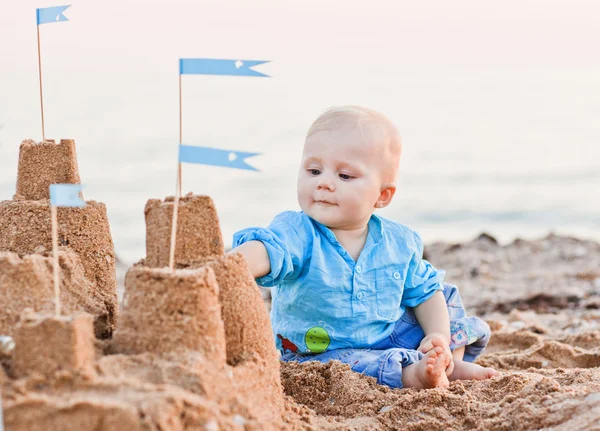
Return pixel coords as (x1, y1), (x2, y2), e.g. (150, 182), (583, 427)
(314, 199), (336, 206)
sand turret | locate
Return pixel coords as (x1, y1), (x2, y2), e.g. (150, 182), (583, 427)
(121, 194), (278, 365)
(144, 195), (224, 267)
(113, 265), (227, 364)
(0, 139), (118, 337)
(111, 193), (285, 425)
(1, 155), (297, 428)
(15, 139), (81, 201)
(13, 311), (96, 378)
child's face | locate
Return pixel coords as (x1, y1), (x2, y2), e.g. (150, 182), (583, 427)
(297, 127), (394, 230)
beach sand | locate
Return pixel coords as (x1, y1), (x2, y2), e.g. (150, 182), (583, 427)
(279, 233), (600, 430)
(3, 230), (600, 430)
(2, 140), (600, 430)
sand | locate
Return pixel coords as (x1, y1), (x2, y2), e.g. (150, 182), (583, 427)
(144, 194), (225, 268)
(2, 192), (294, 430)
(2, 140), (600, 429)
(0, 139), (118, 337)
(0, 250), (113, 338)
(278, 233), (600, 430)
(15, 139), (81, 201)
(4, 226), (600, 430)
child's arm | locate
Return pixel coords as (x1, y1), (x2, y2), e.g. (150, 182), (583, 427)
(413, 291), (451, 347)
(229, 241), (270, 278)
(401, 231), (449, 351)
(231, 211), (310, 286)
(414, 292), (455, 375)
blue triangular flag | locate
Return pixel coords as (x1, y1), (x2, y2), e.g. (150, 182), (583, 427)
(179, 145), (260, 171)
(49, 184), (86, 207)
(179, 58), (270, 77)
(37, 5), (71, 25)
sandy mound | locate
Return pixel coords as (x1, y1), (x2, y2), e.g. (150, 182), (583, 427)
(0, 250), (114, 337)
(275, 233), (600, 430)
(2, 139), (600, 430)
(0, 139), (118, 337)
(1, 194), (312, 430)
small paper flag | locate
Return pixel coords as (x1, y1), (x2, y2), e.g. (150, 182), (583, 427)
(179, 145), (260, 171)
(37, 5), (71, 25)
(49, 184), (86, 207)
(179, 58), (270, 77)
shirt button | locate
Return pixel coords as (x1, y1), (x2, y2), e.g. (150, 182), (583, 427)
(393, 271), (401, 279)
(356, 265), (362, 274)
(356, 291), (364, 300)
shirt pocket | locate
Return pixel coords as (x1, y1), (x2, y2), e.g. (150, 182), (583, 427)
(374, 266), (405, 321)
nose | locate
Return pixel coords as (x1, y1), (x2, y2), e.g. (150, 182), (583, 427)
(317, 174), (335, 191)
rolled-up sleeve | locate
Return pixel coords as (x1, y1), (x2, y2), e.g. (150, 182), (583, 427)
(401, 232), (445, 307)
(232, 211), (310, 287)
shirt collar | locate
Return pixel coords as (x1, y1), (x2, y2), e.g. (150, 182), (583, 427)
(307, 213), (384, 247)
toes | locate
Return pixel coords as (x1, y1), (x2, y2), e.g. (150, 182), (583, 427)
(429, 334), (450, 350)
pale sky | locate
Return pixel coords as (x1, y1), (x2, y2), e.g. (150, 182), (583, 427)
(1, 0), (599, 259)
(2, 0), (599, 142)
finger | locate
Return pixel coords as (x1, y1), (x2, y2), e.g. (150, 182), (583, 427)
(445, 359), (455, 376)
(418, 341), (433, 353)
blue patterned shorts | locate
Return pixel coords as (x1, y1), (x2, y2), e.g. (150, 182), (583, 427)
(282, 284), (491, 388)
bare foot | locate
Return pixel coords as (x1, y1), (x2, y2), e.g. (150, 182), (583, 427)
(449, 360), (499, 381)
(402, 336), (452, 389)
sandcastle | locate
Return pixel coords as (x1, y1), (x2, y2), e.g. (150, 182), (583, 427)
(4, 140), (600, 431)
(0, 143), (303, 429)
(0, 139), (118, 338)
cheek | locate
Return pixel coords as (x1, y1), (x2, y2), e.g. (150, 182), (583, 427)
(297, 179), (311, 200)
(340, 183), (376, 208)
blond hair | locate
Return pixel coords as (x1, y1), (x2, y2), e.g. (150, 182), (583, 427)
(306, 106), (402, 182)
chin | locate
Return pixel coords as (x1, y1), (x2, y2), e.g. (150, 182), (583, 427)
(302, 207), (327, 224)
(310, 212), (342, 228)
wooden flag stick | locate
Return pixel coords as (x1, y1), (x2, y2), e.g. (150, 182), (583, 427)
(168, 177), (180, 272)
(178, 73), (183, 197)
(51, 205), (60, 316)
(168, 71), (184, 272)
(36, 24), (46, 143)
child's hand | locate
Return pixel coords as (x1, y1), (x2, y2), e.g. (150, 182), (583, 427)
(418, 333), (454, 376)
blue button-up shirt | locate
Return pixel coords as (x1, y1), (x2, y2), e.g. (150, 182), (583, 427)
(233, 211), (445, 354)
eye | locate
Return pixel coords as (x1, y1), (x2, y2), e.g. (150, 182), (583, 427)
(339, 173), (354, 180)
(308, 169), (321, 176)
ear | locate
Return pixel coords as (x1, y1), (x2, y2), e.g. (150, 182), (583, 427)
(375, 183), (396, 209)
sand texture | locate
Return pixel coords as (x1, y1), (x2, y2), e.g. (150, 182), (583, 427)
(144, 194), (224, 268)
(2, 195), (296, 430)
(13, 312), (96, 378)
(277, 233), (600, 430)
(198, 253), (279, 366)
(0, 139), (118, 337)
(112, 265), (227, 361)
(0, 250), (114, 338)
(2, 185), (600, 429)
(15, 139), (81, 201)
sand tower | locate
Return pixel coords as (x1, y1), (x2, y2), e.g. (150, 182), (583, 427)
(112, 194), (285, 425)
(1, 150), (296, 428)
(0, 139), (118, 338)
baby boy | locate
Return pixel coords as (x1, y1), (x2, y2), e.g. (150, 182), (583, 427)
(230, 106), (498, 389)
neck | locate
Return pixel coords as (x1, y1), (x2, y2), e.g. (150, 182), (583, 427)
(331, 221), (370, 261)
(331, 223), (369, 241)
